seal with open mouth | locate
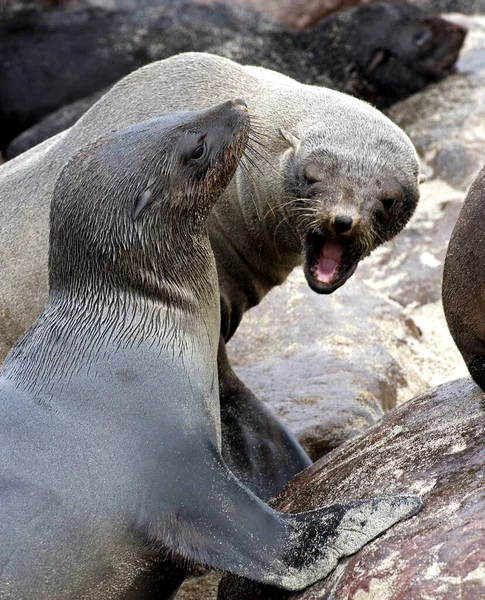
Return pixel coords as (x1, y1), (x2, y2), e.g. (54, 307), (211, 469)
(279, 128), (421, 296)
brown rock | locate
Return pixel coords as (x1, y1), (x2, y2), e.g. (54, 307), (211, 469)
(227, 269), (411, 459)
(191, 0), (380, 30)
(219, 377), (485, 599)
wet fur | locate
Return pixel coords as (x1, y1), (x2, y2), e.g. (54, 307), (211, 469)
(443, 166), (485, 391)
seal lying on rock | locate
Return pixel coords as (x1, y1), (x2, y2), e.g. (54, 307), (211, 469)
(218, 377), (485, 599)
(0, 100), (421, 599)
(0, 53), (423, 500)
(443, 166), (485, 391)
(1, 0), (466, 154)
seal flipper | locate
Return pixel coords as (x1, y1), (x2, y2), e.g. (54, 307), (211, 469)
(149, 442), (422, 591)
(218, 337), (311, 501)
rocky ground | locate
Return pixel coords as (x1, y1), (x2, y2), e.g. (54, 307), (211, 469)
(219, 377), (485, 599)
(177, 11), (485, 600)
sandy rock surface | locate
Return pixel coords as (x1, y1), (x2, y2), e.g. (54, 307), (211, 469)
(219, 377), (485, 599)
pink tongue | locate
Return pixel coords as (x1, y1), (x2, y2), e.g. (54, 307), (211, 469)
(315, 241), (344, 284)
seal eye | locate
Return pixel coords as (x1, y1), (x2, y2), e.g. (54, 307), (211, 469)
(381, 197), (396, 212)
(414, 28), (432, 48)
(304, 175), (316, 187)
(191, 142), (207, 161)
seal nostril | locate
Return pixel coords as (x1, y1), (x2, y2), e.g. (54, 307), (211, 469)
(333, 215), (353, 235)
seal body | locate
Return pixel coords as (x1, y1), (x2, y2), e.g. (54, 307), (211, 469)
(443, 166), (485, 390)
(0, 101), (421, 598)
(1, 0), (466, 154)
(0, 53), (423, 500)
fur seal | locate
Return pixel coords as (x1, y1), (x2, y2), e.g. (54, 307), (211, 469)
(412, 0), (485, 13)
(1, 1), (466, 155)
(0, 100), (421, 598)
(443, 166), (485, 391)
(0, 53), (423, 501)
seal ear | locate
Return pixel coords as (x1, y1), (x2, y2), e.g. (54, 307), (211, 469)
(133, 177), (157, 220)
(280, 129), (301, 153)
(418, 174), (427, 185)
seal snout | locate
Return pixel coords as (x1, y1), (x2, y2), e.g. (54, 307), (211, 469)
(332, 215), (354, 235)
(232, 98), (248, 111)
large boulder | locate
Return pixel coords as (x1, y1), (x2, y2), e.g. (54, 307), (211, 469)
(219, 377), (485, 599)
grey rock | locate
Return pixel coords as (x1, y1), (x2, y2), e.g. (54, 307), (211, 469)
(227, 269), (408, 460)
(219, 377), (485, 599)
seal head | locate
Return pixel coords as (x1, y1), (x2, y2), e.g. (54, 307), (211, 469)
(280, 126), (421, 294)
(312, 1), (467, 107)
(49, 99), (250, 296)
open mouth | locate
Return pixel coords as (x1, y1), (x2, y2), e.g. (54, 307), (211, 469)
(302, 231), (362, 294)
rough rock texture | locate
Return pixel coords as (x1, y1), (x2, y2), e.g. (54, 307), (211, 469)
(227, 269), (418, 460)
(219, 377), (485, 599)
(191, 0), (381, 30)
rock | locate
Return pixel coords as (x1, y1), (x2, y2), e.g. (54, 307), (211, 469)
(177, 574), (222, 600)
(227, 270), (405, 459)
(191, 0), (381, 30)
(219, 377), (485, 599)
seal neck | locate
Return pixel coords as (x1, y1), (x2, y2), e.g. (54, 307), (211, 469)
(209, 172), (302, 340)
(3, 229), (220, 398)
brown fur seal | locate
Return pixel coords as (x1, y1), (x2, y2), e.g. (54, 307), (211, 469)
(0, 100), (421, 598)
(0, 53), (423, 501)
(443, 166), (485, 390)
(1, 0), (466, 155)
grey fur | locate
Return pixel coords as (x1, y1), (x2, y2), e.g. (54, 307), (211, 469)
(0, 53), (422, 499)
(413, 0), (485, 13)
(0, 102), (422, 598)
